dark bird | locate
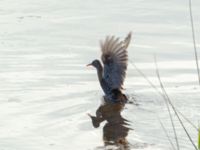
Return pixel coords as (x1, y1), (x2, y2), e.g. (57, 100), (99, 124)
(87, 32), (132, 103)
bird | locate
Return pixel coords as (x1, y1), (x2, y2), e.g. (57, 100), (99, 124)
(87, 32), (132, 103)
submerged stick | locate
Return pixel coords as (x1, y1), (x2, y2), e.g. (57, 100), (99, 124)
(189, 0), (200, 85)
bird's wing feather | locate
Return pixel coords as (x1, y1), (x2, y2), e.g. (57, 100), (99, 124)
(100, 32), (132, 90)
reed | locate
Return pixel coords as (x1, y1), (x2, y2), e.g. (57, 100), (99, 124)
(189, 0), (200, 85)
(154, 56), (180, 150)
(154, 56), (198, 150)
(198, 122), (200, 150)
(129, 60), (199, 149)
(158, 118), (176, 150)
(129, 60), (198, 131)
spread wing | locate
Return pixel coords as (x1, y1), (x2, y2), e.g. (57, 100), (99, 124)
(100, 32), (132, 90)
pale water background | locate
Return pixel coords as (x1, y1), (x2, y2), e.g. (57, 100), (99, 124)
(0, 0), (200, 149)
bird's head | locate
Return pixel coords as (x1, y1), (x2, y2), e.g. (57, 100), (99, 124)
(87, 113), (100, 128)
(87, 59), (101, 69)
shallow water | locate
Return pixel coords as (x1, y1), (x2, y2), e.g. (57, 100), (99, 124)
(0, 0), (200, 149)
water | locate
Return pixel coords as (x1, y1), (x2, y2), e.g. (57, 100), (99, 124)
(0, 0), (200, 149)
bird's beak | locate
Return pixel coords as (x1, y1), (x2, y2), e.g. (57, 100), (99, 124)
(87, 113), (92, 117)
(86, 63), (92, 67)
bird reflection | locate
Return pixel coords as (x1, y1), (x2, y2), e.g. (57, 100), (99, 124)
(88, 97), (132, 149)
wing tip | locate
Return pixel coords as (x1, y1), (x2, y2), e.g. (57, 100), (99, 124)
(124, 31), (132, 49)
